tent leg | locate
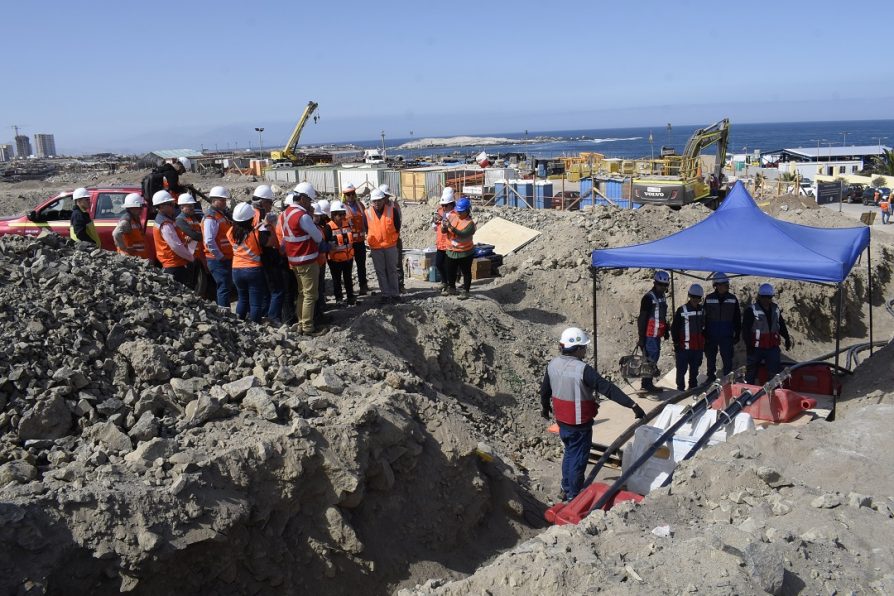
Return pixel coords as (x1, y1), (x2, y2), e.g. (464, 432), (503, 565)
(868, 243), (874, 356)
(832, 283), (843, 422)
(669, 271), (676, 313)
(591, 268), (599, 368)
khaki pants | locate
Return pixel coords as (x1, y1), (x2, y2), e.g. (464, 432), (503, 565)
(291, 262), (319, 331)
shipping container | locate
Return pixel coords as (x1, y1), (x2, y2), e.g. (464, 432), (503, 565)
(337, 167), (384, 195)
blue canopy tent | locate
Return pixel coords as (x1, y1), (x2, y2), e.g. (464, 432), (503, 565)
(590, 182), (873, 408)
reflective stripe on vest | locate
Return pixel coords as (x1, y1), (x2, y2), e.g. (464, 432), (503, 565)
(679, 304), (706, 350)
(704, 293), (738, 323)
(547, 355), (597, 426)
(645, 291), (668, 338)
(281, 206), (319, 265)
(202, 211), (232, 260)
(365, 203), (399, 249)
(229, 228), (263, 269)
(328, 220), (355, 262)
(345, 201), (366, 241)
(751, 303), (781, 348)
(153, 216), (188, 268)
(447, 211), (474, 252)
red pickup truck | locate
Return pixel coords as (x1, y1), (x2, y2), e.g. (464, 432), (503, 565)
(0, 185), (158, 260)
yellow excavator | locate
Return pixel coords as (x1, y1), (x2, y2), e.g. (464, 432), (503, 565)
(270, 101), (325, 165)
(632, 118), (730, 208)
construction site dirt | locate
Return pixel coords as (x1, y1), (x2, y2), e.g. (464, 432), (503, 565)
(1, 173), (893, 595)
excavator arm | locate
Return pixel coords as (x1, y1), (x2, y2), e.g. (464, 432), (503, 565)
(680, 118), (729, 179)
(274, 101), (318, 162)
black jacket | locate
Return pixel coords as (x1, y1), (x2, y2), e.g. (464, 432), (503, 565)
(70, 206), (93, 243)
(158, 163), (186, 194)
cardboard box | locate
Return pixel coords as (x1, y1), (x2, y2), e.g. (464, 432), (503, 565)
(471, 258), (492, 280)
(404, 252), (434, 281)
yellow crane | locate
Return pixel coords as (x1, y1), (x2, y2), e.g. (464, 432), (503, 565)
(270, 101), (319, 164)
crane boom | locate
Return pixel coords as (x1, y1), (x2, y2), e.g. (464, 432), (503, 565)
(271, 101), (318, 163)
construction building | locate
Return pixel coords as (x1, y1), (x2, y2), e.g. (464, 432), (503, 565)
(0, 144), (12, 162)
(760, 145), (890, 179)
(15, 135), (32, 159)
(33, 133), (57, 158)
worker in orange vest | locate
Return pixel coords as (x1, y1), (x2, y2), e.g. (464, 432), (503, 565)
(442, 197), (476, 299)
(152, 190), (195, 286)
(432, 187), (456, 292)
(202, 186), (234, 307)
(365, 188), (401, 303)
(327, 201), (356, 305)
(880, 195), (891, 225)
(112, 193), (148, 258)
(342, 184), (369, 295)
(379, 184), (405, 293)
(227, 203), (268, 322)
(279, 182), (325, 334)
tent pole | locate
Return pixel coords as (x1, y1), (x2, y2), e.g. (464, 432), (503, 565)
(868, 243), (874, 356)
(591, 267), (599, 368)
(669, 271), (676, 313)
(834, 283), (842, 371)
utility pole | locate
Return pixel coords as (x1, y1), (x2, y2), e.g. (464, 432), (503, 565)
(380, 130), (386, 160)
(873, 136), (887, 155)
(255, 127), (265, 158)
(840, 131), (849, 147)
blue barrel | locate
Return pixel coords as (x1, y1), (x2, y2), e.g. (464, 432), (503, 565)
(515, 180), (534, 209)
(535, 181), (553, 209)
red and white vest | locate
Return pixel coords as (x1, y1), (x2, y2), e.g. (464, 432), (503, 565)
(751, 303), (781, 349)
(548, 356), (597, 426)
(645, 291), (668, 338)
(279, 205), (319, 266)
(677, 304), (705, 350)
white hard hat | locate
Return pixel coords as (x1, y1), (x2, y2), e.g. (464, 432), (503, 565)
(378, 184), (393, 197)
(178, 157), (192, 169)
(253, 184), (275, 201)
(440, 187), (456, 205)
(283, 192), (296, 206)
(152, 190), (175, 206)
(293, 181), (317, 200)
(329, 200), (346, 213)
(370, 189), (386, 201)
(73, 187), (90, 201)
(123, 193), (144, 209)
(559, 327), (591, 349)
(318, 199), (331, 216)
(177, 193), (197, 205)
(654, 270), (670, 284)
(232, 202), (255, 222)
(209, 186), (230, 200)
(758, 283), (775, 297)
(711, 272), (730, 285)
(342, 183), (356, 193)
(312, 202), (324, 216)
(688, 283), (704, 297)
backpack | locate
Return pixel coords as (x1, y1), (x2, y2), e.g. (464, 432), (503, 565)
(141, 167), (169, 203)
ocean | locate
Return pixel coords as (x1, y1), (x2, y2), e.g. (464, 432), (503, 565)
(350, 120), (894, 161)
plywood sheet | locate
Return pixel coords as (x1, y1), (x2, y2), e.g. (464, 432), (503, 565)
(474, 216), (540, 256)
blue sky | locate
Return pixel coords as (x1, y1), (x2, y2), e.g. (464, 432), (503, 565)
(2, 0), (893, 154)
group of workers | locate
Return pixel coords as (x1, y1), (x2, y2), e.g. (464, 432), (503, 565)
(637, 270), (792, 390)
(69, 159), (478, 334)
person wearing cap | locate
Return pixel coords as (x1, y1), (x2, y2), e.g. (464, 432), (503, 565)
(742, 283), (792, 384)
(202, 186), (234, 307)
(379, 184), (405, 293)
(365, 188), (402, 303)
(540, 327), (645, 501)
(252, 185), (284, 325)
(432, 187), (456, 292)
(112, 193), (148, 258)
(637, 271), (671, 393)
(342, 184), (369, 295)
(280, 182), (325, 334)
(327, 201), (356, 306)
(69, 188), (101, 247)
(671, 284), (706, 391)
(152, 190), (195, 285)
(442, 196), (476, 299)
(704, 272), (741, 381)
(227, 202), (267, 323)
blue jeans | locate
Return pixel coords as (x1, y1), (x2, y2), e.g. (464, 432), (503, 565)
(642, 336), (661, 383)
(745, 347), (781, 385)
(232, 267), (267, 323)
(263, 266), (285, 323)
(559, 423), (593, 500)
(207, 258), (232, 307)
(705, 335), (734, 378)
(675, 349), (703, 390)
(883, 210), (890, 224)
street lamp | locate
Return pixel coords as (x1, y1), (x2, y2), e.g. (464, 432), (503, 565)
(873, 136), (888, 154)
(254, 127), (265, 158)
(840, 131), (849, 147)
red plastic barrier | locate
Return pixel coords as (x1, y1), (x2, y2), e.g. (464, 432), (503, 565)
(545, 482), (644, 525)
(712, 383), (817, 423)
(755, 364), (841, 397)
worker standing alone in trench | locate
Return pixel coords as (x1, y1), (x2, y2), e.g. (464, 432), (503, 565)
(540, 327), (645, 502)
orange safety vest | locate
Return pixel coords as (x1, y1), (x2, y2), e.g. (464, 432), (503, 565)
(327, 220), (355, 262)
(182, 214), (204, 259)
(203, 211), (233, 260)
(279, 206), (319, 266)
(881, 200), (891, 213)
(117, 214), (147, 258)
(365, 203), (399, 249)
(435, 206), (450, 251)
(344, 200), (366, 242)
(228, 227), (264, 269)
(446, 212), (474, 252)
(153, 216), (189, 268)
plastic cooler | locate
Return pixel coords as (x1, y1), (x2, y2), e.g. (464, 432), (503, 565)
(712, 383), (817, 423)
